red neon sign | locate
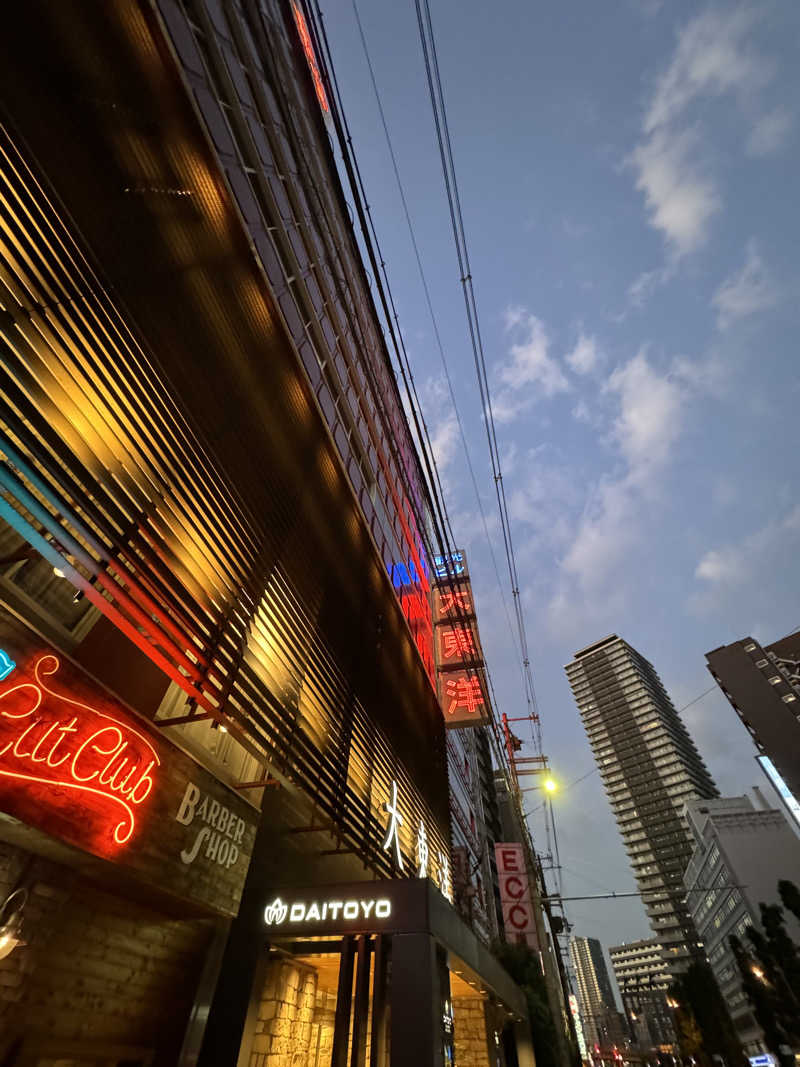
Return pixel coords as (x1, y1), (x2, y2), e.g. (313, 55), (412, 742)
(0, 654), (159, 848)
(444, 674), (484, 716)
(441, 626), (477, 660)
(292, 3), (330, 114)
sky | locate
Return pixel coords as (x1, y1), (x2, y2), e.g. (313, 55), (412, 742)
(320, 0), (800, 952)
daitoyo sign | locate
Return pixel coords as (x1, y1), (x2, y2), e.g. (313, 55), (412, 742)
(264, 895), (392, 927)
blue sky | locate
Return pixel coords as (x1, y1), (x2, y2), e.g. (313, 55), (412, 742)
(322, 1), (800, 949)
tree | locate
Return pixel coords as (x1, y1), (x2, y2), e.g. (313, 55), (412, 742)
(778, 880), (800, 926)
(730, 934), (794, 1067)
(757, 903), (800, 1007)
(670, 960), (747, 1067)
(493, 941), (579, 1067)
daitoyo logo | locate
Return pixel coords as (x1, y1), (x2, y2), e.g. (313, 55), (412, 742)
(264, 897), (288, 925)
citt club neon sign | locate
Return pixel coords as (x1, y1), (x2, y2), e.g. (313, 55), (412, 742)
(0, 651), (159, 847)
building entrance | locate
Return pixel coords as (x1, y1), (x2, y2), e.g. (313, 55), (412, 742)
(228, 880), (534, 1067)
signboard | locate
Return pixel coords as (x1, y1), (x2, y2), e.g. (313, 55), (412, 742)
(261, 880), (430, 938)
(0, 611), (257, 916)
(757, 755), (800, 833)
(432, 548), (490, 729)
(495, 842), (539, 950)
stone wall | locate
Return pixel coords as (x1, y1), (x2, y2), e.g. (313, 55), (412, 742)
(249, 958), (336, 1067)
(453, 996), (491, 1067)
(0, 840), (213, 1065)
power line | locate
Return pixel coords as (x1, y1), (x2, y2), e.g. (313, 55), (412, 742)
(348, 0), (526, 704)
(307, 0), (516, 776)
(543, 886), (747, 903)
(413, 0), (542, 752)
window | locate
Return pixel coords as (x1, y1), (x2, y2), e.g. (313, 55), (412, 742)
(744, 643), (756, 652)
(755, 659), (768, 668)
(783, 694), (797, 703)
(769, 676), (781, 685)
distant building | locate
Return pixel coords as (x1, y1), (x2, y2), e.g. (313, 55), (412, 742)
(707, 633), (800, 806)
(683, 794), (800, 1055)
(570, 936), (627, 1054)
(566, 635), (718, 974)
(609, 938), (676, 1051)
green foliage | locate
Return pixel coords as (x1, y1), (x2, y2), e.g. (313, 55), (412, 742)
(670, 960), (747, 1067)
(493, 941), (578, 1067)
(730, 933), (795, 1066)
(778, 879), (800, 926)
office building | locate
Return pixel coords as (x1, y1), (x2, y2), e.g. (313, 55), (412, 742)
(0, 3), (537, 1064)
(570, 936), (627, 1054)
(609, 939), (675, 1051)
(707, 633), (800, 805)
(566, 636), (718, 973)
(684, 794), (800, 1056)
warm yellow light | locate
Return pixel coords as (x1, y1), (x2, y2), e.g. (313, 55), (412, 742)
(752, 965), (765, 982)
(53, 566), (66, 579)
(544, 777), (557, 793)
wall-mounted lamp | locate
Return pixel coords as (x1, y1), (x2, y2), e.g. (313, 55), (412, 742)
(0, 888), (28, 960)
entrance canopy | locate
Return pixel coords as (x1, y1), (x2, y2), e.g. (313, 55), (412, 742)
(263, 878), (527, 1020)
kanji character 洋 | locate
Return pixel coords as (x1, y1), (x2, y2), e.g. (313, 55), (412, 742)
(445, 675), (484, 717)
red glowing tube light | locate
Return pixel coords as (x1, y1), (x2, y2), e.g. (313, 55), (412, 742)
(0, 654), (159, 848)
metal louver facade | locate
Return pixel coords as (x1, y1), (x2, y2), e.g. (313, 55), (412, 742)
(0, 0), (449, 882)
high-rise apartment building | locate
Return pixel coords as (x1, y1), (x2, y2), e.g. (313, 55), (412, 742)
(609, 939), (675, 1051)
(570, 936), (626, 1053)
(684, 795), (800, 1056)
(566, 636), (718, 973)
(707, 632), (800, 804)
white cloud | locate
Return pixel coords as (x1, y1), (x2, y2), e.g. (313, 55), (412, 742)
(692, 506), (800, 617)
(630, 126), (720, 257)
(644, 8), (767, 133)
(565, 333), (600, 375)
(606, 351), (685, 483)
(630, 6), (782, 257)
(508, 449), (583, 554)
(746, 107), (793, 156)
(712, 241), (779, 329)
(547, 352), (687, 637)
(494, 308), (569, 422)
(417, 377), (459, 473)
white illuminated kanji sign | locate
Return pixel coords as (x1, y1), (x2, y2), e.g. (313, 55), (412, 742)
(416, 820), (429, 878)
(381, 780), (404, 871)
(437, 848), (452, 901)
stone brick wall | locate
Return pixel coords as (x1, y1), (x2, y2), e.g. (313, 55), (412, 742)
(0, 840), (214, 1065)
(453, 996), (491, 1067)
(249, 958), (337, 1067)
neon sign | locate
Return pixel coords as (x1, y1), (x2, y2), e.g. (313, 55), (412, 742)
(433, 552), (465, 579)
(264, 895), (392, 926)
(0, 651), (15, 682)
(381, 779), (405, 871)
(291, 3), (329, 114)
(0, 653), (159, 847)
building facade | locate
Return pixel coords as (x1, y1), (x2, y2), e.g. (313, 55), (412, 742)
(609, 939), (676, 1052)
(570, 936), (627, 1056)
(683, 795), (800, 1056)
(0, 2), (535, 1065)
(707, 633), (800, 806)
(566, 635), (718, 974)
